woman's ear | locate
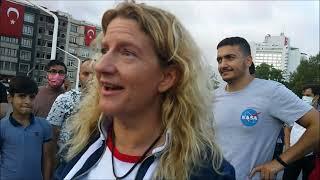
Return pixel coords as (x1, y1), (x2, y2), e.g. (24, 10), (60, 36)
(158, 66), (179, 93)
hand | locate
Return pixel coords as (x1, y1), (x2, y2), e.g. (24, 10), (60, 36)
(249, 159), (284, 180)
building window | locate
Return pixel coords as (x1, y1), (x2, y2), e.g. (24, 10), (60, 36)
(68, 48), (76, 54)
(48, 30), (53, 35)
(46, 17), (54, 24)
(70, 25), (77, 33)
(21, 38), (32, 48)
(47, 41), (52, 47)
(0, 36), (18, 44)
(79, 50), (89, 57)
(69, 36), (77, 44)
(61, 33), (65, 38)
(2, 61), (16, 71)
(40, 64), (45, 70)
(46, 54), (51, 59)
(67, 72), (74, 78)
(23, 25), (33, 36)
(68, 60), (74, 67)
(38, 27), (44, 34)
(39, 16), (44, 21)
(0, 47), (17, 57)
(20, 50), (31, 61)
(24, 13), (35, 23)
(19, 63), (30, 72)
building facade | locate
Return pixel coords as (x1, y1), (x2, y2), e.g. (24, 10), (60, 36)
(0, 0), (101, 88)
(32, 11), (68, 85)
(0, 1), (40, 81)
(251, 33), (306, 77)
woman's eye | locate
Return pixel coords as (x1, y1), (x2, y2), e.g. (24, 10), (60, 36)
(100, 48), (108, 54)
(121, 49), (136, 57)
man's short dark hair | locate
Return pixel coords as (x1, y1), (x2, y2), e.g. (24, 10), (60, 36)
(303, 84), (320, 96)
(45, 60), (67, 72)
(8, 76), (38, 96)
(249, 62), (255, 75)
(217, 37), (252, 57)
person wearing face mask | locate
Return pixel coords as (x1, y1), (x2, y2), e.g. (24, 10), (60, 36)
(283, 84), (320, 180)
(33, 60), (67, 118)
(46, 58), (96, 166)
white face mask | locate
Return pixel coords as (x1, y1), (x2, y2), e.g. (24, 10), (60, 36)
(302, 96), (314, 105)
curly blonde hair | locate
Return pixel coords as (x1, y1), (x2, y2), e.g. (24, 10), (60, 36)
(67, 2), (222, 179)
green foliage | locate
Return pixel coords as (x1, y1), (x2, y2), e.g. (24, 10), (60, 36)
(255, 63), (285, 83)
(287, 53), (320, 96)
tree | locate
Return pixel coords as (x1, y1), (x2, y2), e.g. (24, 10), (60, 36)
(287, 53), (320, 96)
(255, 63), (285, 83)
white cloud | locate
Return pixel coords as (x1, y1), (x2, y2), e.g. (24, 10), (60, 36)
(32, 0), (319, 74)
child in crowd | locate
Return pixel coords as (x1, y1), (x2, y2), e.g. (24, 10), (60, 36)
(0, 76), (53, 180)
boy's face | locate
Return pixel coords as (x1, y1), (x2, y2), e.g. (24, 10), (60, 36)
(8, 93), (36, 115)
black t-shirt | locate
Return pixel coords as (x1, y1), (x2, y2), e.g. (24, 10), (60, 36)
(0, 82), (8, 103)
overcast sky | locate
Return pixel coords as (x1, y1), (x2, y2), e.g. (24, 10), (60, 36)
(31, 0), (319, 75)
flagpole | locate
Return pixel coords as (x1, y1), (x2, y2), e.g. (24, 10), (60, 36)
(57, 47), (80, 90)
(24, 0), (58, 60)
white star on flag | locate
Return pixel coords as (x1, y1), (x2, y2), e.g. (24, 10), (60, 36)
(10, 19), (16, 24)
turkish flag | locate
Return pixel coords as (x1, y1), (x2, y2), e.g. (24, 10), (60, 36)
(84, 25), (96, 46)
(0, 0), (25, 37)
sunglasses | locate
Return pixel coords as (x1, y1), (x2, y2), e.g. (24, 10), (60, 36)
(47, 69), (66, 75)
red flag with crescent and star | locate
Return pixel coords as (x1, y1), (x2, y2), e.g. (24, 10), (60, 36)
(84, 25), (96, 46)
(0, 0), (25, 37)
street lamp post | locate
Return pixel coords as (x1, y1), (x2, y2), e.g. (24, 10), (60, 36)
(26, 66), (35, 76)
(24, 0), (58, 60)
(56, 47), (81, 90)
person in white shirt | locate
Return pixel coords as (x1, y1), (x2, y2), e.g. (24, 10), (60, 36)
(283, 84), (320, 180)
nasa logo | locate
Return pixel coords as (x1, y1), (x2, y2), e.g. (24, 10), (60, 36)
(240, 108), (260, 127)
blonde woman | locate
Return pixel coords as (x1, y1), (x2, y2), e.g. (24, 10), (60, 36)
(54, 2), (234, 180)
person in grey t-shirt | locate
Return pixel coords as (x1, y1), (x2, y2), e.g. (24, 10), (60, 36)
(213, 37), (319, 180)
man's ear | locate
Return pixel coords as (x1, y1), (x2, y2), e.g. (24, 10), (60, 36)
(246, 55), (253, 67)
(158, 66), (179, 93)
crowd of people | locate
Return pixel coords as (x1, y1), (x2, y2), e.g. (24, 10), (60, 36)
(0, 2), (319, 180)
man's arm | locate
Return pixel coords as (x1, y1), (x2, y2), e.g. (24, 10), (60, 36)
(283, 125), (292, 151)
(43, 140), (54, 180)
(250, 108), (320, 180)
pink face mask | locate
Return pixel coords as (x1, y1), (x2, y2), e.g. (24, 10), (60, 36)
(47, 73), (65, 88)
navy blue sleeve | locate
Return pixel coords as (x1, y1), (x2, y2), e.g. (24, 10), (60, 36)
(219, 159), (236, 180)
(190, 158), (235, 180)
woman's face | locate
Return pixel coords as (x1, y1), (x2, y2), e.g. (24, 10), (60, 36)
(95, 17), (175, 117)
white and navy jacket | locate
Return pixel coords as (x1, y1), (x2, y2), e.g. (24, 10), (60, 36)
(54, 120), (235, 180)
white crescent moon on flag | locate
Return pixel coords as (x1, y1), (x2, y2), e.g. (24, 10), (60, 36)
(87, 29), (95, 37)
(7, 7), (20, 20)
